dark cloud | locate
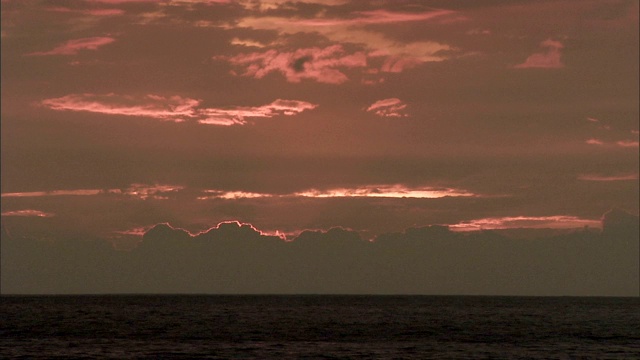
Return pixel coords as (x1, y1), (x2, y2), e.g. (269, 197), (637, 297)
(2, 210), (638, 295)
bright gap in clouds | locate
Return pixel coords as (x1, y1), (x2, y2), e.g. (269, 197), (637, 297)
(197, 185), (477, 199)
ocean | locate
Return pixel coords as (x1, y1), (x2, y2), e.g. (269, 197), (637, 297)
(1, 295), (639, 359)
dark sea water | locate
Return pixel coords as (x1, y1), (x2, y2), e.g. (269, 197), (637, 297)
(1, 295), (639, 359)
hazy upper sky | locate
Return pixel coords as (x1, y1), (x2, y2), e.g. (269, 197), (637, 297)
(1, 0), (638, 294)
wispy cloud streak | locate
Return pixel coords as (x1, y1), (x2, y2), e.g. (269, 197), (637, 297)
(450, 216), (600, 231)
(1, 184), (184, 200)
(27, 37), (116, 56)
(578, 173), (639, 182)
(1, 210), (55, 218)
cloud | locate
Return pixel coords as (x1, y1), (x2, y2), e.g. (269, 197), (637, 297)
(2, 189), (104, 198)
(233, 9), (457, 76)
(601, 208), (640, 237)
(198, 99), (318, 125)
(514, 39), (564, 69)
(585, 138), (638, 148)
(294, 184), (475, 199)
(230, 38), (268, 48)
(164, 0), (232, 5)
(120, 184), (185, 200)
(196, 184), (477, 200)
(1, 210), (55, 217)
(578, 173), (639, 182)
(586, 138), (604, 145)
(238, 0), (349, 11)
(46, 7), (125, 16)
(616, 140), (639, 148)
(1, 184), (184, 200)
(26, 37), (116, 56)
(366, 98), (408, 117)
(40, 94), (317, 125)
(141, 220), (286, 241)
(3, 212), (638, 295)
(41, 93), (199, 121)
(197, 190), (272, 200)
(448, 215), (601, 232)
(221, 45), (367, 84)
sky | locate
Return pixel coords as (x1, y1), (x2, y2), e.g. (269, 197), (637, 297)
(1, 0), (639, 295)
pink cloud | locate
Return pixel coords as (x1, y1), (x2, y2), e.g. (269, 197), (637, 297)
(366, 98), (408, 117)
(199, 99), (318, 125)
(578, 173), (639, 182)
(27, 37), (116, 56)
(616, 140), (639, 147)
(450, 215), (600, 232)
(234, 11), (455, 76)
(586, 138), (604, 145)
(41, 93), (317, 125)
(41, 94), (199, 122)
(46, 7), (125, 16)
(292, 9), (455, 27)
(1, 210), (55, 218)
(514, 39), (564, 69)
(222, 45), (367, 84)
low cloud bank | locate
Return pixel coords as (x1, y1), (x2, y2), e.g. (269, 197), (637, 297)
(1, 210), (638, 296)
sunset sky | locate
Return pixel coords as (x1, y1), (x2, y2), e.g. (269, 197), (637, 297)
(1, 0), (639, 294)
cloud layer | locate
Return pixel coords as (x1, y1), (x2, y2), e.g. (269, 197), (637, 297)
(40, 94), (317, 125)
